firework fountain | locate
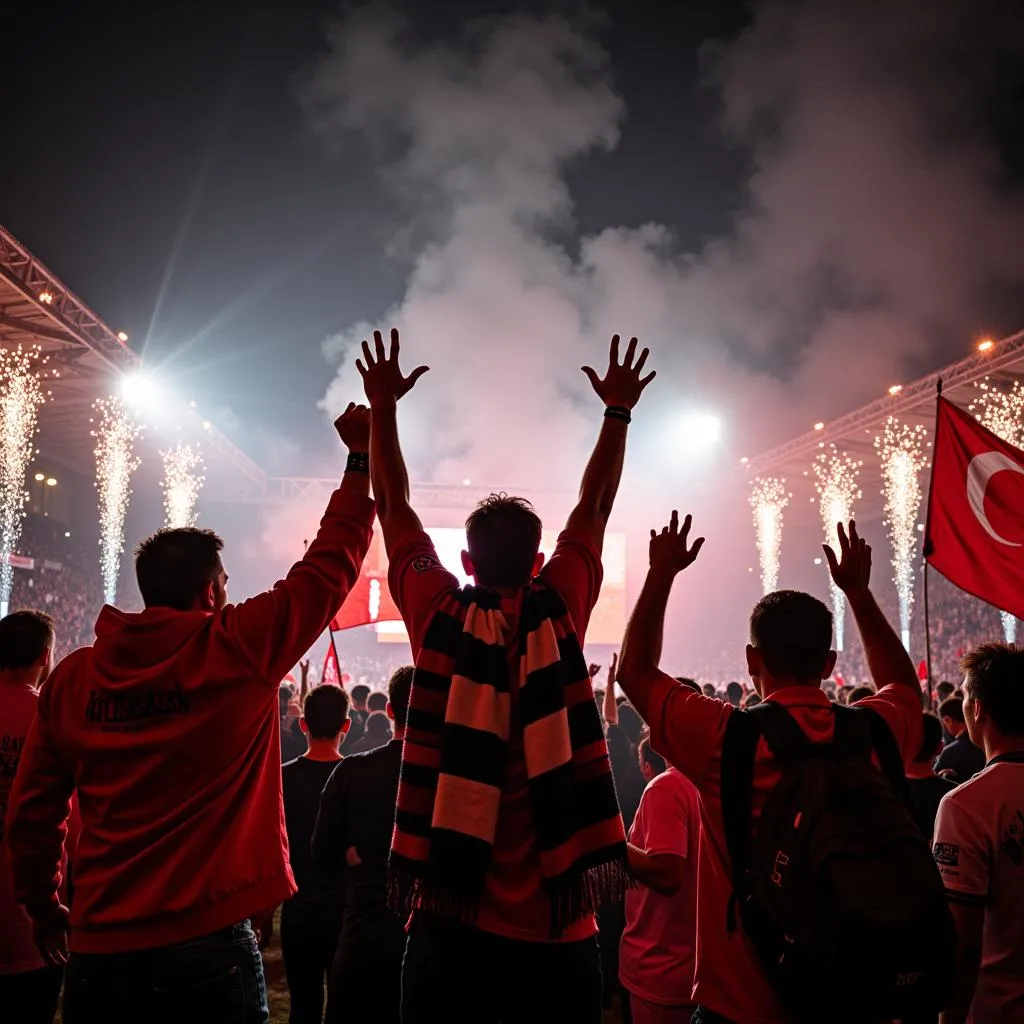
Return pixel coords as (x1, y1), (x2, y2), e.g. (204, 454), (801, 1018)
(969, 378), (1024, 642)
(812, 447), (862, 650)
(750, 477), (790, 595)
(161, 443), (204, 528)
(0, 347), (49, 616)
(92, 398), (141, 605)
(874, 417), (929, 652)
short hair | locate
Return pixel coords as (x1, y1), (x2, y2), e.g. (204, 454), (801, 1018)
(302, 685), (350, 739)
(961, 643), (1024, 736)
(702, 683), (717, 698)
(848, 685), (876, 704)
(349, 684), (370, 708)
(750, 590), (833, 680)
(936, 681), (956, 703)
(638, 737), (666, 776)
(725, 681), (744, 705)
(388, 666), (414, 728)
(135, 528), (224, 610)
(938, 695), (965, 724)
(465, 493), (542, 588)
(364, 710), (393, 737)
(914, 713), (945, 763)
(0, 610), (55, 670)
(367, 691), (387, 713)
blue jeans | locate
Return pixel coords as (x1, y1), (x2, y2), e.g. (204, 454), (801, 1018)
(63, 921), (268, 1024)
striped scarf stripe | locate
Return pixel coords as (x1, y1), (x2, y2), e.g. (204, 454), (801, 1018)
(388, 583), (627, 936)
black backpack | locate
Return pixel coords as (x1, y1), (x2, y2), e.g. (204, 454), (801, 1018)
(721, 701), (957, 1024)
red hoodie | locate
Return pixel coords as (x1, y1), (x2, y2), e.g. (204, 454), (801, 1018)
(6, 485), (374, 954)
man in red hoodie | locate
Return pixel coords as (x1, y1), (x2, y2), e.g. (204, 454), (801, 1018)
(6, 403), (375, 1024)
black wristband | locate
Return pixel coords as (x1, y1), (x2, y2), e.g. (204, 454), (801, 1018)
(604, 405), (632, 424)
(346, 451), (369, 474)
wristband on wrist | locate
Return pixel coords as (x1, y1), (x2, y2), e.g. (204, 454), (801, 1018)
(345, 451), (369, 474)
(604, 405), (632, 424)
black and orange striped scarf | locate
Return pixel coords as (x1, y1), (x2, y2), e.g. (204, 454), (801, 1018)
(387, 583), (627, 936)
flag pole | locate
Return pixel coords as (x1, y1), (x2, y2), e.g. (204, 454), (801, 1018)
(922, 379), (942, 710)
(329, 627), (343, 688)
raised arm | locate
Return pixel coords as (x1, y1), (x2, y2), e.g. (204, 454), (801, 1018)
(358, 328), (429, 555)
(617, 511), (705, 725)
(564, 335), (656, 550)
(823, 521), (919, 694)
(224, 404), (375, 684)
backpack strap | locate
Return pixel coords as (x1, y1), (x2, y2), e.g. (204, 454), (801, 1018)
(850, 705), (914, 805)
(747, 700), (814, 767)
(830, 703), (875, 760)
(721, 708), (762, 934)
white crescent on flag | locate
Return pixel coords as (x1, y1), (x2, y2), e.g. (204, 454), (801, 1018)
(966, 451), (1024, 547)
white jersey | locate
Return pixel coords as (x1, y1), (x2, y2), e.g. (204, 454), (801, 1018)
(933, 757), (1024, 1024)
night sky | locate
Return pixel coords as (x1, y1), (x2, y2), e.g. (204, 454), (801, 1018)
(5, 0), (752, 471)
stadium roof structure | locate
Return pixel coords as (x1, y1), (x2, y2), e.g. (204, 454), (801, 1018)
(0, 224), (267, 498)
(722, 327), (1024, 509)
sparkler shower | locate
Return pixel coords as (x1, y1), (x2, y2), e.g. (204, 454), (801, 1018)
(161, 443), (204, 528)
(812, 447), (862, 650)
(749, 477), (790, 595)
(969, 378), (1024, 642)
(0, 346), (48, 615)
(92, 398), (141, 605)
(874, 417), (929, 651)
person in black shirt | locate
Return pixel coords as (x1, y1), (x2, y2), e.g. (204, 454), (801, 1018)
(347, 709), (392, 754)
(281, 684), (351, 1024)
(313, 666), (413, 1024)
(936, 695), (986, 783)
(906, 712), (956, 842)
(340, 683), (370, 754)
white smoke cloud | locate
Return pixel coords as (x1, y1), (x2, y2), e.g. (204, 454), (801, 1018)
(294, 1), (1024, 667)
(306, 1), (1024, 494)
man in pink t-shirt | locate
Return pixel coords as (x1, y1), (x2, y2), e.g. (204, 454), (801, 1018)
(0, 611), (61, 1024)
(620, 731), (700, 1023)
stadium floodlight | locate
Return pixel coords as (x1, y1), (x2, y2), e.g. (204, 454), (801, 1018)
(119, 371), (163, 411)
(677, 411), (723, 449)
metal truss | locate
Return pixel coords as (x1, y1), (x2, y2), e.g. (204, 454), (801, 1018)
(0, 223), (267, 486)
(723, 328), (1024, 488)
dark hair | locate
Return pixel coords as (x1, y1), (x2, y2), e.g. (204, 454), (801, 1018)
(915, 713), (945, 763)
(702, 683), (717, 698)
(302, 685), (349, 739)
(935, 681), (956, 703)
(364, 710), (392, 737)
(135, 528), (224, 610)
(465, 493), (542, 588)
(387, 666), (414, 728)
(618, 704), (644, 745)
(725, 681), (744, 705)
(749, 590), (833, 681)
(676, 677), (701, 695)
(848, 685), (875, 704)
(367, 691), (387, 713)
(0, 610), (55, 670)
(638, 737), (666, 776)
(961, 643), (1024, 736)
(938, 695), (965, 725)
(350, 684), (370, 708)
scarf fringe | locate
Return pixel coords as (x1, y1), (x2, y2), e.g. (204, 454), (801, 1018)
(387, 865), (480, 928)
(550, 855), (631, 938)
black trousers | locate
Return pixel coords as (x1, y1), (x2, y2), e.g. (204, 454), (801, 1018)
(326, 937), (403, 1024)
(279, 906), (341, 1024)
(63, 922), (267, 1024)
(400, 916), (603, 1024)
(0, 966), (63, 1024)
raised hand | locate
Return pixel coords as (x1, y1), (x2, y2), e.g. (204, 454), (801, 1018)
(334, 402), (370, 452)
(582, 335), (656, 410)
(649, 510), (705, 577)
(823, 520), (872, 596)
(356, 328), (429, 406)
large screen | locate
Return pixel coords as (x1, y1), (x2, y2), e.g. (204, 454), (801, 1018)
(367, 527), (627, 646)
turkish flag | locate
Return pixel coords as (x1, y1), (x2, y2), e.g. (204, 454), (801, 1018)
(925, 396), (1024, 620)
(322, 642), (341, 687)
